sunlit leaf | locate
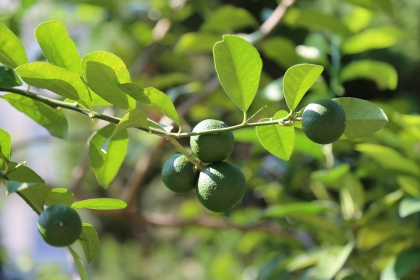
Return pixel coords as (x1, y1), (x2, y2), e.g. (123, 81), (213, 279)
(67, 246), (90, 280)
(380, 248), (420, 280)
(283, 64), (324, 111)
(0, 128), (11, 162)
(2, 93), (68, 139)
(44, 188), (74, 206)
(397, 176), (420, 198)
(340, 60), (397, 90)
(175, 33), (221, 54)
(81, 51), (135, 110)
(143, 87), (180, 127)
(333, 97), (388, 139)
(0, 161), (44, 183)
(0, 23), (28, 69)
(78, 223), (100, 263)
(264, 201), (336, 218)
(15, 62), (92, 107)
(214, 35), (262, 113)
(72, 198), (127, 210)
(118, 83), (150, 104)
(399, 198), (420, 218)
(111, 108), (149, 138)
(88, 124), (128, 188)
(343, 6), (373, 32)
(256, 111), (295, 160)
(35, 20), (82, 75)
(201, 5), (258, 33)
(260, 37), (299, 69)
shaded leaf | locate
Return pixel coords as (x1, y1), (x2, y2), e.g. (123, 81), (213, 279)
(293, 132), (325, 161)
(111, 108), (149, 138)
(333, 97), (388, 139)
(399, 198), (420, 218)
(0, 66), (22, 88)
(5, 181), (51, 213)
(0, 23), (28, 69)
(175, 33), (220, 54)
(79, 223), (100, 263)
(264, 201), (336, 218)
(214, 35), (262, 112)
(340, 60), (397, 90)
(16, 62), (92, 107)
(72, 198), (127, 210)
(118, 83), (150, 104)
(283, 64), (324, 111)
(143, 87), (180, 127)
(0, 161), (44, 183)
(67, 246), (90, 280)
(260, 37), (299, 69)
(311, 164), (350, 189)
(0, 128), (11, 161)
(2, 93), (68, 139)
(201, 5), (258, 33)
(44, 188), (74, 206)
(355, 144), (420, 176)
(35, 20), (82, 75)
(380, 248), (420, 280)
(81, 51), (135, 110)
(256, 111), (295, 160)
(88, 124), (128, 188)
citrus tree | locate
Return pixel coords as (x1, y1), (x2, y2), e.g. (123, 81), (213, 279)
(0, 0), (419, 279)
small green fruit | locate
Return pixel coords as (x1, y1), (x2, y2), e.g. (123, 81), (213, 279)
(197, 162), (246, 212)
(302, 99), (346, 144)
(190, 119), (235, 163)
(162, 154), (198, 193)
(38, 204), (82, 247)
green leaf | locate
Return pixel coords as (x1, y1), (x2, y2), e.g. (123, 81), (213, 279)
(355, 144), (420, 176)
(398, 198), (420, 218)
(79, 223), (100, 263)
(311, 164), (351, 189)
(0, 161), (44, 183)
(2, 93), (68, 139)
(284, 9), (351, 35)
(88, 124), (128, 188)
(15, 62), (92, 107)
(72, 198), (127, 210)
(67, 246), (90, 280)
(344, 0), (393, 14)
(44, 188), (74, 206)
(143, 87), (180, 127)
(0, 23), (28, 69)
(118, 83), (150, 104)
(256, 111), (295, 160)
(260, 37), (299, 69)
(175, 33), (220, 54)
(293, 132), (325, 161)
(283, 64), (324, 111)
(339, 173), (365, 220)
(309, 240), (355, 279)
(35, 21), (82, 75)
(214, 35), (262, 113)
(397, 176), (420, 198)
(341, 26), (404, 55)
(380, 248), (420, 280)
(264, 201), (336, 218)
(6, 181), (52, 213)
(0, 128), (11, 161)
(343, 6), (373, 33)
(200, 5), (258, 33)
(81, 51), (135, 110)
(111, 108), (149, 138)
(340, 60), (397, 90)
(333, 97), (388, 139)
(0, 66), (22, 88)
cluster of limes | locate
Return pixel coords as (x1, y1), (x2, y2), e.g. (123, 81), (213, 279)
(162, 119), (247, 212)
(38, 204), (82, 247)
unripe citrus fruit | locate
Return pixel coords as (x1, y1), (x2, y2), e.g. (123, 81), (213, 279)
(190, 119), (235, 163)
(197, 162), (246, 212)
(38, 204), (82, 247)
(302, 99), (346, 144)
(162, 154), (198, 193)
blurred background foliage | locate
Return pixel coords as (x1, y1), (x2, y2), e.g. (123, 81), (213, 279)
(1, 0), (420, 279)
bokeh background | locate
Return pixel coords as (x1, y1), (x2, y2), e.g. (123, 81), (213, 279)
(1, 0), (420, 279)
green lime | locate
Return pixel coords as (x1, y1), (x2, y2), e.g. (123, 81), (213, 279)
(38, 204), (82, 247)
(196, 162), (246, 212)
(162, 154), (198, 193)
(302, 99), (346, 144)
(190, 119), (235, 163)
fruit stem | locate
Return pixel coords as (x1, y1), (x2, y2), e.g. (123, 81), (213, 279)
(166, 137), (204, 171)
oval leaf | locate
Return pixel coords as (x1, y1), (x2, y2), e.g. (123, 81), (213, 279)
(175, 33), (220, 54)
(200, 5), (258, 33)
(264, 201), (336, 218)
(88, 125), (128, 188)
(2, 93), (68, 139)
(334, 97), (388, 139)
(35, 20), (82, 75)
(0, 161), (44, 183)
(260, 37), (299, 69)
(118, 83), (150, 104)
(256, 111), (295, 160)
(0, 128), (11, 161)
(143, 87), (180, 127)
(81, 51), (135, 110)
(283, 63), (324, 111)
(0, 23), (28, 69)
(399, 198), (420, 218)
(44, 188), (74, 207)
(0, 66), (22, 88)
(6, 181), (52, 213)
(67, 246), (90, 280)
(380, 248), (420, 280)
(78, 223), (100, 263)
(214, 35), (262, 112)
(340, 60), (397, 90)
(72, 198), (127, 210)
(111, 108), (149, 138)
(15, 62), (92, 107)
